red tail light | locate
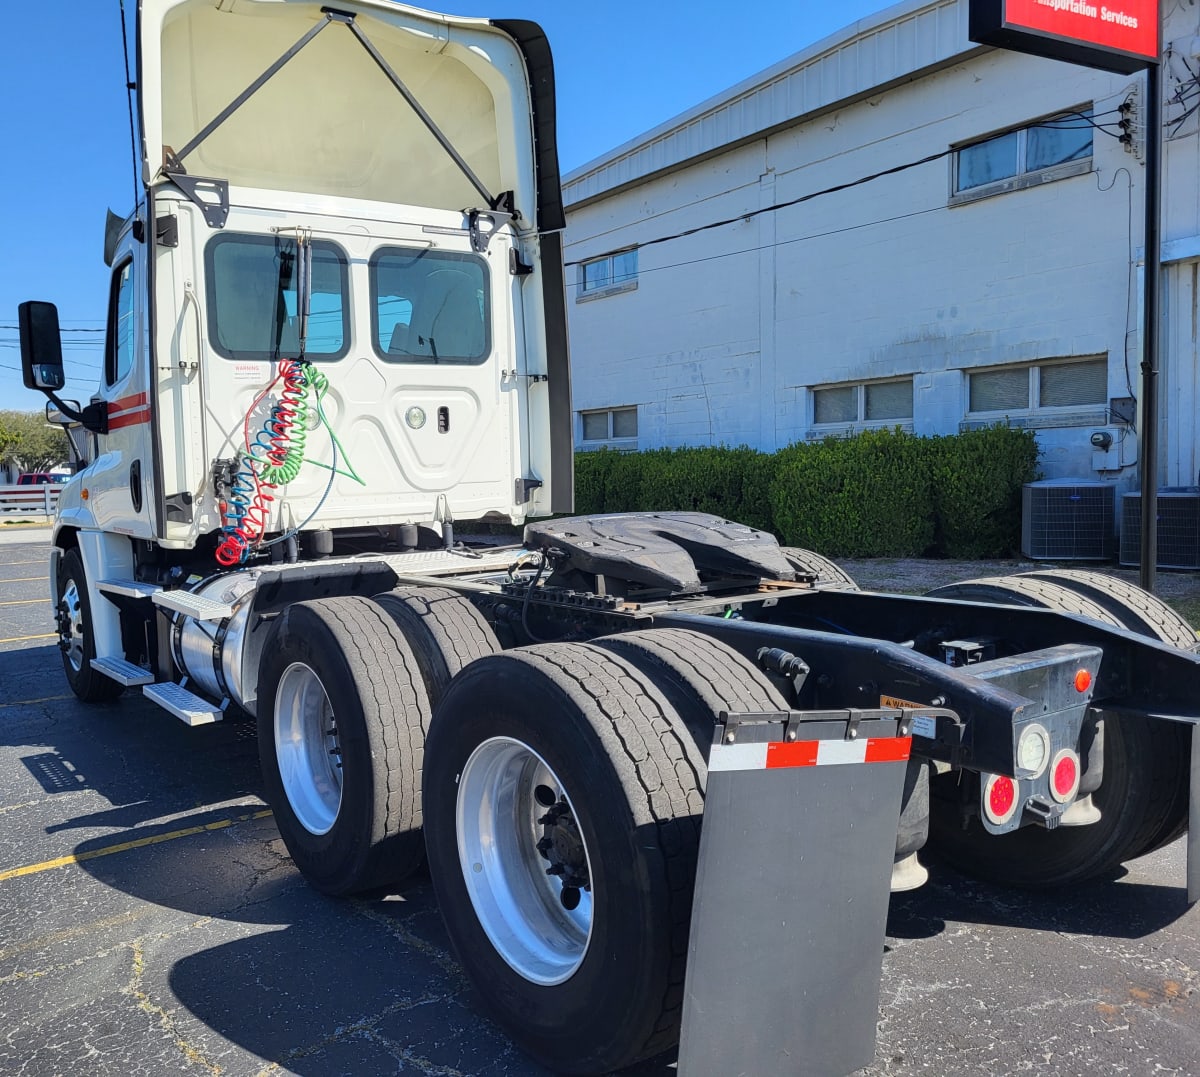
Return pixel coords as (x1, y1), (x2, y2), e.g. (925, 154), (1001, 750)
(1049, 749), (1080, 803)
(983, 774), (1018, 825)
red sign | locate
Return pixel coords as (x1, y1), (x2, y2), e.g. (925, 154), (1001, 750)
(1007, 0), (1157, 59)
(970, 0), (1159, 73)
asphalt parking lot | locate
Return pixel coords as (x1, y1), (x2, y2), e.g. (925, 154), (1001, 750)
(1, 530), (1198, 1076)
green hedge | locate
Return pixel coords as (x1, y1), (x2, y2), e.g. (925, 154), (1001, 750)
(769, 429), (934, 557)
(928, 426), (1041, 558)
(572, 426), (1038, 558)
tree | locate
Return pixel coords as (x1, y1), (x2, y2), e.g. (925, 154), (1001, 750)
(0, 410), (70, 474)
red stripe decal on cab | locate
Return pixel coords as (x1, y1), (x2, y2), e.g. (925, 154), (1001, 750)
(107, 408), (152, 431)
(108, 392), (149, 414)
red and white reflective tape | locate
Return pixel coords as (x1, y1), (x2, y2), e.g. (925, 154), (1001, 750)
(708, 736), (912, 772)
(107, 392), (152, 431)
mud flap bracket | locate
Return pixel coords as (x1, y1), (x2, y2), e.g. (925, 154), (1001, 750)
(678, 711), (912, 1077)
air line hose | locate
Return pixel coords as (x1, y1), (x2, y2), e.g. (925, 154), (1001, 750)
(215, 359), (362, 566)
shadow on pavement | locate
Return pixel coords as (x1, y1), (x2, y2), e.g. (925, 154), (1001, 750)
(1, 645), (263, 835)
(887, 857), (1191, 941)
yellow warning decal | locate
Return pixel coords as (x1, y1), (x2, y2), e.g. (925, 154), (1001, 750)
(880, 694), (926, 710)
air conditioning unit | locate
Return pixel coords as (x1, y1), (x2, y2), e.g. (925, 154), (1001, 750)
(1119, 487), (1200, 569)
(1021, 480), (1115, 560)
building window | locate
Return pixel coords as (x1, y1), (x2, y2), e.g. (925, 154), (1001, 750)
(577, 249), (638, 300)
(580, 407), (638, 444)
(812, 378), (914, 428)
(952, 109), (1093, 203)
(968, 357), (1107, 415)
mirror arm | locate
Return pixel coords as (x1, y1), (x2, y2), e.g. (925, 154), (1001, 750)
(44, 390), (109, 435)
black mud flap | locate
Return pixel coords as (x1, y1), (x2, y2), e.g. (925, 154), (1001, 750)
(1190, 723), (1199, 905)
(679, 711), (912, 1077)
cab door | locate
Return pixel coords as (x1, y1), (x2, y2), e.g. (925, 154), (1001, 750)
(88, 247), (155, 537)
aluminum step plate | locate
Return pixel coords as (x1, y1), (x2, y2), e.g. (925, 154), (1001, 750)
(379, 546), (519, 574)
(152, 590), (233, 621)
(90, 656), (155, 687)
(97, 579), (162, 599)
(143, 682), (223, 726)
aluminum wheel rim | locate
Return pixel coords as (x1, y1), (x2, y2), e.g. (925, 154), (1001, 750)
(60, 580), (84, 672)
(457, 736), (594, 985)
(274, 662), (342, 836)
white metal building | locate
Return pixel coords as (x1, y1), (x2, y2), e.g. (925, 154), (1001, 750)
(562, 0), (1200, 486)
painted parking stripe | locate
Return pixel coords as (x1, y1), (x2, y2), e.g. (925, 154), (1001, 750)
(709, 737), (912, 772)
(0, 633), (56, 644)
(0, 808), (274, 883)
(0, 695), (73, 710)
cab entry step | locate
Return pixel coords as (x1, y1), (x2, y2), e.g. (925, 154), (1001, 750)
(91, 657), (155, 687)
(97, 579), (162, 600)
(152, 589), (233, 621)
(143, 682), (223, 726)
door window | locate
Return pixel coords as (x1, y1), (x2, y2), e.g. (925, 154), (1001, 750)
(105, 260), (136, 386)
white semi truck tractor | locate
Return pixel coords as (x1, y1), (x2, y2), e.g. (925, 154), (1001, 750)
(17, 3), (1200, 1074)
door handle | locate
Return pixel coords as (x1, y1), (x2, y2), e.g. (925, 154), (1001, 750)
(129, 459), (143, 514)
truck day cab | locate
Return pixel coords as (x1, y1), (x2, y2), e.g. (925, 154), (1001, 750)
(18, 2), (1200, 1073)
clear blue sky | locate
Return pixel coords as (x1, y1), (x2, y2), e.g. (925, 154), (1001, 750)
(0, 0), (893, 411)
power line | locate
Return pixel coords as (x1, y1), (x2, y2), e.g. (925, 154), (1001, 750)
(566, 110), (1125, 269)
(0, 325), (104, 333)
(566, 202), (949, 290)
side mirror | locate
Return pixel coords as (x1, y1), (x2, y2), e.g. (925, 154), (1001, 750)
(46, 402), (91, 469)
(19, 302), (107, 435)
(45, 400), (81, 426)
(18, 301), (66, 392)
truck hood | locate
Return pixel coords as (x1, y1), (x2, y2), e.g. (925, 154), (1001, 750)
(138, 0), (560, 227)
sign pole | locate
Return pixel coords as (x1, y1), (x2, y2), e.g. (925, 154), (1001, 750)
(969, 0), (1163, 590)
(1138, 59), (1162, 593)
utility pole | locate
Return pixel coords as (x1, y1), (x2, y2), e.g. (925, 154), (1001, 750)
(1138, 59), (1162, 593)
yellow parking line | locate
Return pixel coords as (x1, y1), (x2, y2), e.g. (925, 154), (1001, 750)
(0, 561), (47, 567)
(0, 577), (42, 583)
(0, 695), (73, 710)
(0, 808), (274, 883)
(0, 633), (56, 644)
(0, 599), (43, 607)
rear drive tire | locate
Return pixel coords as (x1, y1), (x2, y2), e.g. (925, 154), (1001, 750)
(1017, 567), (1198, 650)
(1016, 568), (1194, 857)
(929, 714), (1183, 886)
(925, 574), (1186, 885)
(423, 644), (705, 1075)
(372, 585), (500, 706)
(257, 597), (429, 896)
(924, 576), (1122, 626)
(779, 546), (859, 590)
(56, 548), (123, 703)
(592, 627), (788, 755)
